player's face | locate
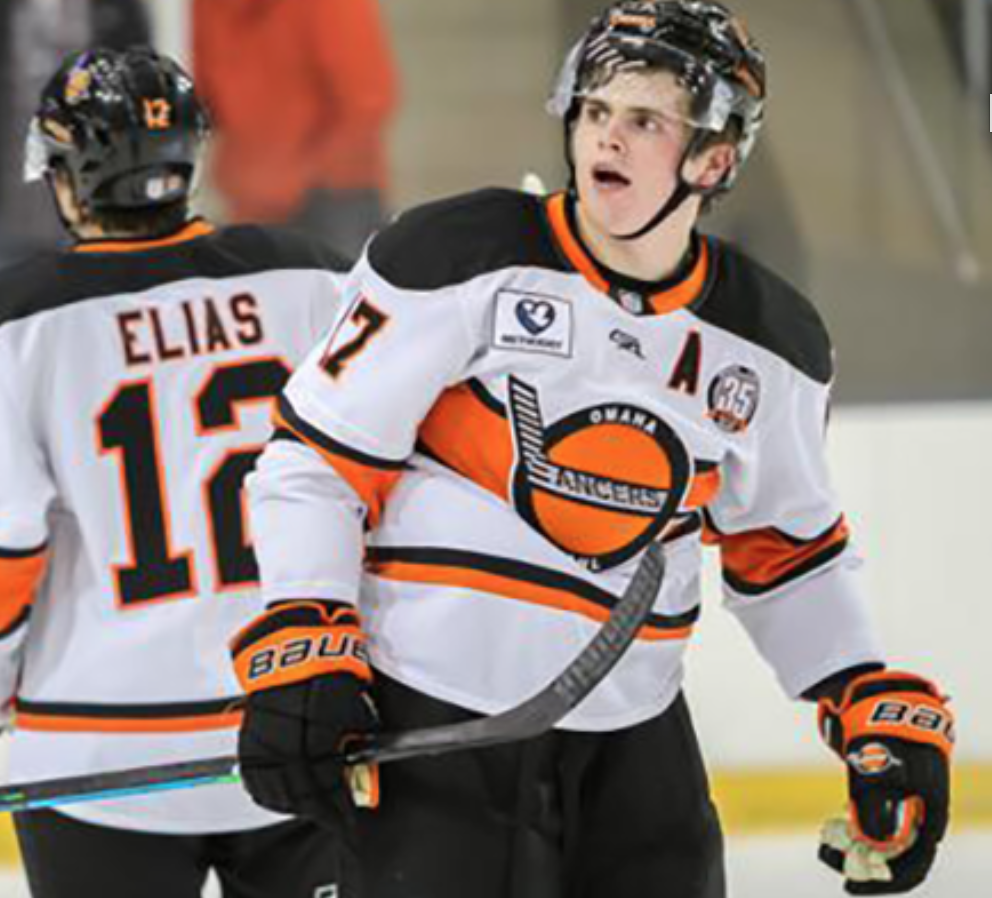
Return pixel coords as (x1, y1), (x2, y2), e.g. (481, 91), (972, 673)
(571, 70), (693, 239)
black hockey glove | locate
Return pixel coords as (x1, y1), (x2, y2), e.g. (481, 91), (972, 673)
(231, 600), (379, 834)
(817, 670), (954, 894)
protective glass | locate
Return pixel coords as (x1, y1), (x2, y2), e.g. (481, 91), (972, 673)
(22, 118), (53, 183)
(547, 35), (742, 135)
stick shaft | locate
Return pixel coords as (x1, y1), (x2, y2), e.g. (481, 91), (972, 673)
(0, 544), (666, 812)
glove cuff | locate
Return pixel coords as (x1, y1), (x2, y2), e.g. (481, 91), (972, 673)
(231, 599), (372, 693)
(817, 670), (954, 759)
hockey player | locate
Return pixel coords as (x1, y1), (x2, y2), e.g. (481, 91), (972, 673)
(231, 3), (954, 896)
(0, 48), (350, 898)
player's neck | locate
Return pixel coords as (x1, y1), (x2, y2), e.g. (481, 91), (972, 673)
(71, 220), (111, 240)
(575, 201), (697, 283)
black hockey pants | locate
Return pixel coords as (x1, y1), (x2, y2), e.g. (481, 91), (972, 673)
(348, 675), (726, 898)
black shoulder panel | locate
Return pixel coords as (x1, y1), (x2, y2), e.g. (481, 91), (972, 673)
(694, 239), (834, 384)
(0, 224), (349, 330)
(368, 188), (568, 290)
(211, 224), (352, 276)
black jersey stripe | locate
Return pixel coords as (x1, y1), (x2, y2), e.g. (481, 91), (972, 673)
(723, 537), (850, 597)
(366, 545), (699, 631)
(0, 606), (31, 641)
(0, 542), (47, 560)
(277, 394), (407, 471)
(15, 697), (242, 720)
(466, 378), (507, 416)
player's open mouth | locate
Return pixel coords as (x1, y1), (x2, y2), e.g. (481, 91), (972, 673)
(592, 165), (631, 190)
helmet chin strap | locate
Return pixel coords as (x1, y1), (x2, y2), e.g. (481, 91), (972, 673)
(612, 132), (708, 242)
(612, 177), (693, 241)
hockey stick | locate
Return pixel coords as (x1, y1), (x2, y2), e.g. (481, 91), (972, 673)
(0, 543), (665, 813)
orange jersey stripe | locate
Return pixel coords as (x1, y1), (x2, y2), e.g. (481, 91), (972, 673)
(418, 383), (513, 500)
(15, 710), (243, 734)
(546, 193), (610, 294)
(717, 517), (850, 595)
(73, 220), (216, 254)
(232, 623), (371, 693)
(0, 551), (47, 634)
(647, 239), (709, 315)
(685, 466), (721, 509)
(368, 555), (692, 642)
(274, 407), (402, 527)
(544, 193), (710, 314)
(840, 691), (954, 758)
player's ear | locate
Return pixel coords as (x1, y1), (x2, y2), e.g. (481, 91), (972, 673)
(684, 143), (736, 191)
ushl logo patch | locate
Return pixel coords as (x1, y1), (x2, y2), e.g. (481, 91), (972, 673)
(493, 290), (573, 357)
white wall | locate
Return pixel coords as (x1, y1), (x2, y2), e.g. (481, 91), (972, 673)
(146, 0), (189, 63)
(690, 402), (992, 768)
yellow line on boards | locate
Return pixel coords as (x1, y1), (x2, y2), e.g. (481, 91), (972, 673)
(711, 762), (992, 833)
(0, 823), (16, 867)
(0, 764), (988, 867)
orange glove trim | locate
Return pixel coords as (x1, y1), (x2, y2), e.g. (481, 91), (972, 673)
(231, 601), (372, 693)
(818, 670), (954, 760)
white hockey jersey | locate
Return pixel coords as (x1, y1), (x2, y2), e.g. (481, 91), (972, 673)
(249, 189), (883, 732)
(0, 220), (345, 832)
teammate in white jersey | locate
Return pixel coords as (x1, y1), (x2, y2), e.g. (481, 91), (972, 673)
(0, 48), (350, 898)
(231, 3), (955, 896)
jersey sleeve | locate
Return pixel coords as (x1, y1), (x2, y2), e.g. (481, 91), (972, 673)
(0, 350), (54, 708)
(246, 436), (368, 604)
(248, 249), (482, 606)
(307, 268), (349, 344)
(707, 366), (884, 698)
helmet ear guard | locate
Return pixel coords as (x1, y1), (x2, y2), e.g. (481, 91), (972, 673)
(25, 47), (210, 214)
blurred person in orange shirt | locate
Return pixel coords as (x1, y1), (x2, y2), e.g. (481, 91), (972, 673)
(193, 0), (399, 262)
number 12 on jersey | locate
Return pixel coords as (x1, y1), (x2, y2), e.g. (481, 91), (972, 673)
(96, 358), (290, 607)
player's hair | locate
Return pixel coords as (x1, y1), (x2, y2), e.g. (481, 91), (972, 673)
(81, 198), (191, 238)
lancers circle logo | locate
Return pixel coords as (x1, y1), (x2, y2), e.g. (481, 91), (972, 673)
(508, 376), (691, 571)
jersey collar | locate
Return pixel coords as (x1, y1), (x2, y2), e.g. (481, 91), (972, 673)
(72, 219), (216, 254)
(544, 192), (710, 316)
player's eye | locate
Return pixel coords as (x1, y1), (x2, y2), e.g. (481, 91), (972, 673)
(632, 112), (662, 133)
(582, 102), (610, 125)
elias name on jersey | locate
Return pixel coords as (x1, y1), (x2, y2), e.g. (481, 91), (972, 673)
(116, 292), (265, 366)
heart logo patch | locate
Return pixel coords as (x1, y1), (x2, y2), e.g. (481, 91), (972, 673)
(516, 299), (555, 335)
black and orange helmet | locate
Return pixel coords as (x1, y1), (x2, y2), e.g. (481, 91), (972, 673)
(25, 47), (210, 210)
(549, 0), (766, 192)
